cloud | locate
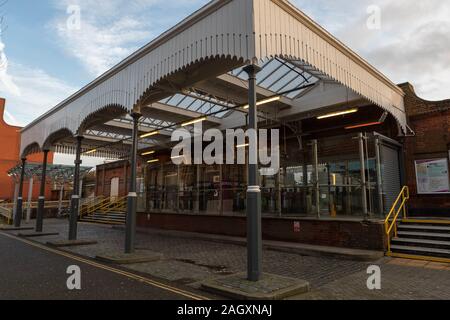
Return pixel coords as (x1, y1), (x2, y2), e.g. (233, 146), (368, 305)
(0, 61), (77, 126)
(292, 0), (450, 101)
(0, 37), (21, 97)
(50, 0), (209, 77)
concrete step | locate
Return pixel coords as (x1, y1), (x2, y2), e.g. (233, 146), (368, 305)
(88, 215), (125, 221)
(402, 219), (450, 226)
(398, 224), (450, 233)
(397, 231), (450, 240)
(81, 212), (126, 225)
(81, 217), (125, 225)
(392, 237), (450, 250)
(81, 218), (125, 225)
(391, 244), (450, 259)
(91, 213), (126, 218)
(388, 252), (450, 263)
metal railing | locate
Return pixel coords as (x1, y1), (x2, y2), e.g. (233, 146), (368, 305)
(384, 186), (410, 254)
(80, 196), (109, 217)
(0, 200), (70, 225)
(80, 196), (127, 218)
(0, 204), (12, 224)
(97, 196), (127, 214)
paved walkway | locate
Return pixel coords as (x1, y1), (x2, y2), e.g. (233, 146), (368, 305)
(3, 219), (450, 300)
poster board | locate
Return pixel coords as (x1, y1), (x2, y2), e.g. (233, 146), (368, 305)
(415, 158), (450, 194)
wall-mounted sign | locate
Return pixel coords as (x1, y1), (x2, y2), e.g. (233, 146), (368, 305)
(415, 158), (450, 194)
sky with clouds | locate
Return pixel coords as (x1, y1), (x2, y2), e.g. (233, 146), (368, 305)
(0, 0), (449, 164)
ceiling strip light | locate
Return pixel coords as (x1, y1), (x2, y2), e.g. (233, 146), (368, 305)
(243, 96), (281, 109)
(147, 159), (160, 163)
(317, 108), (359, 120)
(345, 122), (382, 130)
(181, 117), (207, 127)
(140, 130), (160, 139)
(141, 151), (155, 156)
(84, 149), (97, 155)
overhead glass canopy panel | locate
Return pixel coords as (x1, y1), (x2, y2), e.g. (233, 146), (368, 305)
(230, 58), (321, 99)
(159, 90), (234, 119)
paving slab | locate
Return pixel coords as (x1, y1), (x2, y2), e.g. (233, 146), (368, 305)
(18, 232), (60, 238)
(47, 239), (98, 247)
(95, 251), (163, 265)
(201, 273), (310, 300)
(0, 226), (34, 232)
(130, 227), (384, 262)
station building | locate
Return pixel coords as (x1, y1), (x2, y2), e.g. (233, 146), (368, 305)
(12, 0), (450, 260)
(92, 81), (450, 251)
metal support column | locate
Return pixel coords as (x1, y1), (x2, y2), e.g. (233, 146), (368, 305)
(69, 135), (83, 240)
(196, 165), (200, 213)
(276, 170), (282, 217)
(177, 165), (181, 213)
(12, 182), (19, 220)
(219, 164), (223, 215)
(125, 113), (141, 254)
(243, 64), (262, 282)
(26, 177), (34, 223)
(358, 133), (369, 219)
(78, 178), (84, 216)
(58, 184), (64, 216)
(123, 161), (128, 195)
(36, 150), (49, 232)
(312, 140), (320, 218)
(14, 158), (27, 227)
(375, 137), (384, 216)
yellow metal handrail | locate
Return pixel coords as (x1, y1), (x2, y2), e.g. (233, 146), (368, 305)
(384, 186), (410, 254)
(97, 196), (127, 214)
(80, 196), (127, 218)
(80, 196), (109, 217)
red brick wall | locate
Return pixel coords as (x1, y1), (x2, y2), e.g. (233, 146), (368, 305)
(96, 160), (130, 197)
(0, 98), (54, 201)
(400, 84), (450, 215)
(137, 213), (386, 250)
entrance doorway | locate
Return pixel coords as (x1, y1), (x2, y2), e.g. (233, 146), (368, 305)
(110, 177), (120, 200)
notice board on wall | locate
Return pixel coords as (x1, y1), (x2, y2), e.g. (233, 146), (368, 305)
(415, 158), (450, 194)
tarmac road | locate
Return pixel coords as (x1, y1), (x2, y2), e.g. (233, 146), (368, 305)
(0, 231), (208, 300)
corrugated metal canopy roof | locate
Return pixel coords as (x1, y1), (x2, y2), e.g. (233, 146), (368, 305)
(19, 0), (408, 158)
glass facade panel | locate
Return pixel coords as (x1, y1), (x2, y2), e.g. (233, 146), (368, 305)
(144, 133), (397, 219)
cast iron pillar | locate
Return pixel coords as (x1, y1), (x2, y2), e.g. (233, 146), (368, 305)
(243, 64), (262, 282)
(69, 136), (83, 240)
(125, 112), (141, 254)
(36, 150), (49, 232)
(14, 158), (27, 227)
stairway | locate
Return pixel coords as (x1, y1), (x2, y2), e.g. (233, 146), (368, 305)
(389, 219), (450, 262)
(81, 211), (126, 225)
